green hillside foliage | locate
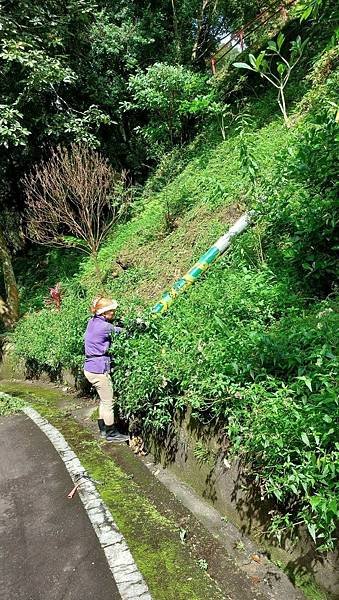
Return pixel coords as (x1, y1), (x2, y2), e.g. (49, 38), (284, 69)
(9, 13), (339, 555)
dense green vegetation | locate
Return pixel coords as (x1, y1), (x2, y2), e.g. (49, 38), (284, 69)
(0, 391), (25, 415)
(0, 0), (267, 324)
(1, 0), (338, 563)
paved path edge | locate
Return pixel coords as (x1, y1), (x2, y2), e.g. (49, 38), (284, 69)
(22, 406), (152, 600)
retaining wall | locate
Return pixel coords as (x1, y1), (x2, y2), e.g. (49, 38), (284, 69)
(0, 344), (337, 597)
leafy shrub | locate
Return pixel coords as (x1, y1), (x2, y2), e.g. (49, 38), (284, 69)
(128, 63), (212, 157)
(226, 303), (338, 551)
(109, 70), (339, 548)
(0, 391), (25, 415)
(11, 46), (339, 552)
(12, 288), (88, 374)
(262, 69), (338, 295)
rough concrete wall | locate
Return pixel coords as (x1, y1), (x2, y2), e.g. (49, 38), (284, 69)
(0, 342), (27, 381)
(0, 344), (90, 393)
(147, 411), (339, 598)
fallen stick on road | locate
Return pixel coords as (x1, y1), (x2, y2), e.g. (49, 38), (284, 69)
(67, 481), (83, 498)
(67, 472), (101, 499)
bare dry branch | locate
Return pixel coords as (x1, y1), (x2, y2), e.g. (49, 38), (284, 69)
(23, 144), (128, 256)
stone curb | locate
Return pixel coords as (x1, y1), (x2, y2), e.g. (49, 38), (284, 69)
(22, 406), (152, 600)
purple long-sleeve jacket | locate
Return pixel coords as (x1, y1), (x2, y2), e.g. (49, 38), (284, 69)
(84, 315), (122, 374)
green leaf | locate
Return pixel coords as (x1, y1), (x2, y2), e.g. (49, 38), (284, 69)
(249, 54), (257, 68)
(297, 376), (313, 391)
(309, 496), (322, 508)
(277, 32), (285, 51)
(267, 41), (277, 51)
(256, 51), (266, 70)
(233, 62), (254, 71)
(213, 314), (226, 329)
(300, 5), (313, 21)
(307, 522), (316, 542)
(329, 499), (338, 515)
(277, 63), (287, 76)
(301, 432), (310, 446)
(273, 489), (282, 501)
(305, 377), (312, 391)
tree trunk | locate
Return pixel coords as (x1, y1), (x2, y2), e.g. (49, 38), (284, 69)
(191, 0), (210, 62)
(0, 225), (19, 327)
(92, 252), (109, 294)
(171, 0), (181, 62)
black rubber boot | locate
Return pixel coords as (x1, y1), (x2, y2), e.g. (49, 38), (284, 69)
(105, 425), (129, 443)
(97, 419), (106, 439)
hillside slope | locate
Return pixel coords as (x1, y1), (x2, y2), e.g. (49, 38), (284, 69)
(11, 39), (339, 563)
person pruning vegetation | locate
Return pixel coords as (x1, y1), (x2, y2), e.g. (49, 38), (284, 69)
(84, 296), (129, 443)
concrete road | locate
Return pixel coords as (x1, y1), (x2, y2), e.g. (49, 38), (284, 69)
(0, 414), (121, 600)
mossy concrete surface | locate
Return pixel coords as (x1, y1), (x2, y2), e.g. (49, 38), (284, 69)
(0, 381), (230, 600)
(1, 380), (332, 600)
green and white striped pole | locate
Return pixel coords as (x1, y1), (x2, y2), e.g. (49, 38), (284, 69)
(151, 211), (254, 317)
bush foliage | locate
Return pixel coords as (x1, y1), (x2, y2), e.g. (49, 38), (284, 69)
(12, 44), (339, 552)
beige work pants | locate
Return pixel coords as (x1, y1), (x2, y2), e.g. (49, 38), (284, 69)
(84, 370), (114, 426)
